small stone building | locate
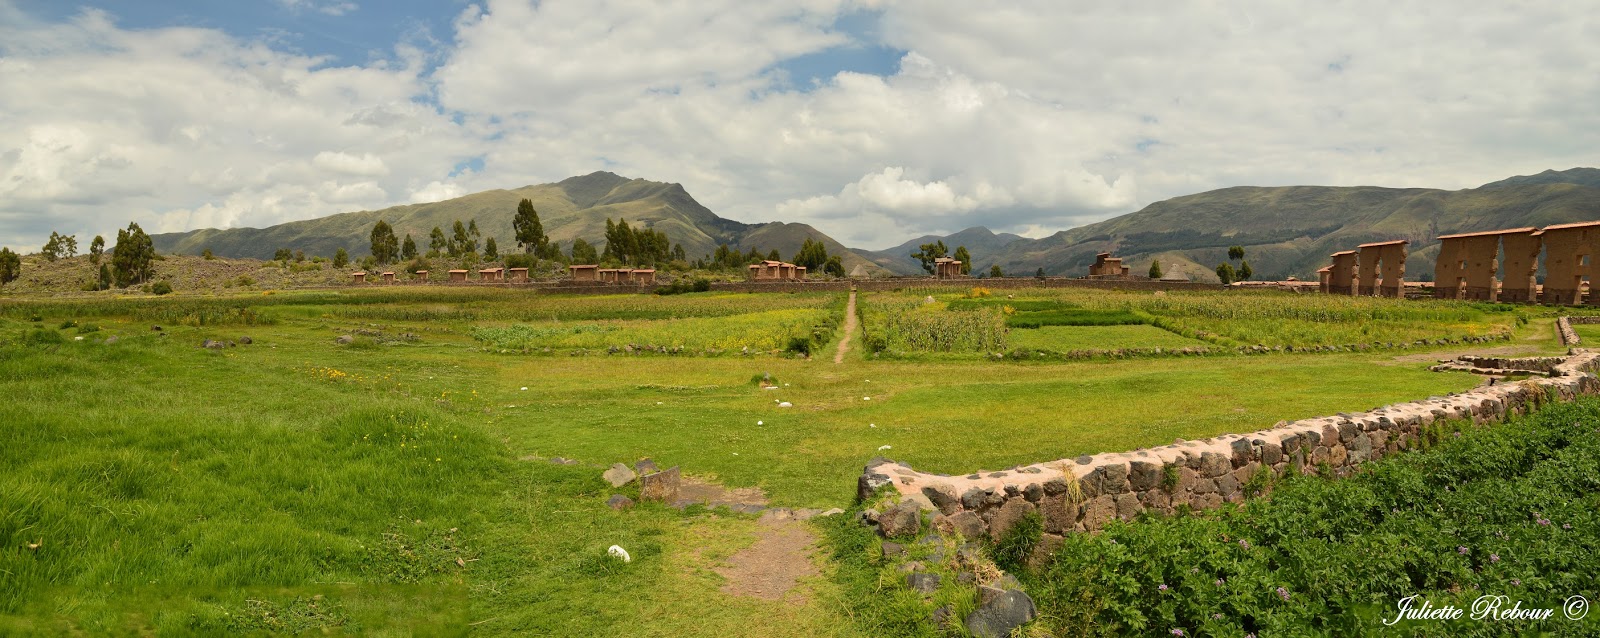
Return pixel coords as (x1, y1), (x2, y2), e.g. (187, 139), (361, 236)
(569, 265), (598, 282)
(934, 257), (964, 279)
(351, 272), (367, 284)
(1317, 266), (1332, 293)
(632, 269), (656, 284)
(415, 270), (429, 283)
(1088, 253), (1130, 278)
(614, 269), (634, 285)
(448, 269), (468, 282)
(478, 268), (500, 282)
(1327, 250), (1359, 295)
(747, 260), (804, 281)
(1356, 240), (1408, 297)
(380, 271), (396, 284)
(507, 267), (529, 282)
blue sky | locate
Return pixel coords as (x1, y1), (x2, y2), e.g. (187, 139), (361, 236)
(2, 1), (1597, 252)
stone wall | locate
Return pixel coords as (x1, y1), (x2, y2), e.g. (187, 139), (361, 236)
(858, 350), (1600, 542)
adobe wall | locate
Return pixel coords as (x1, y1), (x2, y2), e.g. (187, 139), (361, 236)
(1500, 233), (1542, 303)
(859, 350), (1600, 540)
(1433, 238), (1467, 300)
(1328, 253), (1359, 295)
(1358, 244), (1408, 297)
(1540, 227), (1596, 305)
(1459, 235), (1500, 300)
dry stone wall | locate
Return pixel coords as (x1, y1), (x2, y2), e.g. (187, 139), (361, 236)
(859, 350), (1600, 542)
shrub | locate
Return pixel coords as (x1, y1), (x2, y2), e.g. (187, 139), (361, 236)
(77, 324), (100, 333)
(991, 510), (1043, 574)
(59, 319), (77, 329)
(785, 335), (813, 356)
(234, 275), (256, 287)
(150, 281), (173, 296)
(20, 328), (65, 346)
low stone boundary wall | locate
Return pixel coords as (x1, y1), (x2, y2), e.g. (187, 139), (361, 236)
(1558, 317), (1580, 346)
(1429, 354), (1567, 376)
(858, 350), (1600, 542)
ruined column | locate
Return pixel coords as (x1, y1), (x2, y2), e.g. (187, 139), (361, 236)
(1497, 229), (1542, 303)
(1328, 251), (1358, 295)
(1538, 222), (1600, 305)
(1358, 240), (1408, 297)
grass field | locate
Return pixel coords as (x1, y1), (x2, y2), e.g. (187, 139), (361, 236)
(0, 286), (1578, 634)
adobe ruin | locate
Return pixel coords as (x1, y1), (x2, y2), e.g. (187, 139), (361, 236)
(1537, 221), (1600, 305)
(1326, 250), (1358, 295)
(380, 271), (396, 284)
(569, 265), (598, 281)
(747, 260), (805, 281)
(507, 267), (529, 282)
(1356, 240), (1408, 297)
(448, 269), (468, 282)
(415, 270), (429, 283)
(934, 257), (964, 279)
(350, 272), (367, 284)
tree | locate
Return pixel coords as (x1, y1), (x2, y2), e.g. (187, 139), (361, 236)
(910, 240), (949, 274)
(97, 263), (112, 291)
(60, 234), (78, 258)
(990, 264), (1004, 278)
(570, 237), (599, 264)
(1215, 263), (1237, 285)
(451, 220), (472, 256)
(402, 234), (417, 260)
(333, 248), (349, 268)
(1228, 245), (1245, 261)
(793, 238), (830, 271)
(672, 244), (686, 262)
(823, 255), (846, 277)
(89, 235), (105, 264)
(952, 246), (972, 274)
(110, 222), (155, 288)
(429, 226), (448, 258)
(369, 220), (399, 265)
(1036, 267), (1045, 278)
(294, 249), (305, 263)
(40, 232), (63, 261)
(1148, 259), (1163, 279)
(0, 247), (19, 285)
(202, 248), (214, 260)
(767, 249), (781, 261)
(274, 248), (292, 262)
(512, 198), (547, 255)
(1238, 260), (1253, 281)
(485, 237), (499, 261)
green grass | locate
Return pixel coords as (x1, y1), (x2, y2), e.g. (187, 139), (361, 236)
(1007, 324), (1210, 351)
(0, 287), (1540, 634)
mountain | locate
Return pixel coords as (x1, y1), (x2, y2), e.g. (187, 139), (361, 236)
(1479, 167), (1600, 191)
(151, 172), (891, 275)
(853, 226), (1027, 275)
(982, 169), (1600, 282)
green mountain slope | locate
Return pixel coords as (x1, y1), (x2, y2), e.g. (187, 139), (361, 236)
(151, 172), (890, 274)
(987, 169), (1600, 282)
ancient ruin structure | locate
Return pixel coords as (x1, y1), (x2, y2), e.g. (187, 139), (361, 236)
(380, 271), (395, 284)
(632, 269), (656, 284)
(415, 270), (429, 283)
(1356, 240), (1408, 297)
(1316, 266), (1331, 293)
(478, 268), (503, 282)
(614, 269), (634, 284)
(1499, 229), (1543, 303)
(448, 269), (468, 282)
(1326, 250), (1358, 295)
(507, 267), (529, 282)
(934, 257), (964, 279)
(1538, 221), (1600, 305)
(569, 265), (598, 281)
(1088, 253), (1130, 278)
(350, 272), (366, 283)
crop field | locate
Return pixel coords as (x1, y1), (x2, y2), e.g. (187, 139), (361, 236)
(0, 284), (1590, 635)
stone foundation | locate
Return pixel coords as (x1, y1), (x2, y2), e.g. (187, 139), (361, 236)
(859, 349), (1600, 540)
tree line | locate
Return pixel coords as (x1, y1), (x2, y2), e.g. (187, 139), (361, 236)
(0, 223), (157, 290)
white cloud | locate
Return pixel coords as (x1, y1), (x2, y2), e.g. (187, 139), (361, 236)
(277, 0), (359, 17)
(2, 0), (1599, 252)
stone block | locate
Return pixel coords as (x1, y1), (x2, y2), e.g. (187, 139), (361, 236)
(1081, 494), (1116, 530)
(922, 483), (961, 515)
(1200, 452), (1230, 478)
(639, 466), (681, 502)
(1128, 461), (1161, 491)
(988, 497), (1036, 540)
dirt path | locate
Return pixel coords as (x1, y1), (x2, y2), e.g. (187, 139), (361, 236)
(834, 290), (857, 364)
(714, 518), (820, 603)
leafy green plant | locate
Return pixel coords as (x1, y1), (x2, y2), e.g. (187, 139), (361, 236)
(991, 510), (1044, 574)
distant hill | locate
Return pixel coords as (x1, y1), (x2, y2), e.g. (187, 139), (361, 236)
(152, 172), (892, 275)
(981, 168), (1600, 282)
(853, 226), (1027, 275)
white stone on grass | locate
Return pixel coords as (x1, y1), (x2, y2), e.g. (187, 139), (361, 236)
(607, 545), (631, 563)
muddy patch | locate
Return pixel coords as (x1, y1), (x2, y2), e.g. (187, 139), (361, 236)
(714, 518), (820, 604)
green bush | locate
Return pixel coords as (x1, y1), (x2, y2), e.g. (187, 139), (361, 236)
(785, 335), (813, 356)
(20, 329), (65, 346)
(150, 281), (173, 295)
(991, 510), (1043, 574)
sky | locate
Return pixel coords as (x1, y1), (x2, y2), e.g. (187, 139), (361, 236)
(1, 1), (1597, 252)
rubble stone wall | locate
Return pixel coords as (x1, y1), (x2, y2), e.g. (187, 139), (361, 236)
(859, 351), (1600, 542)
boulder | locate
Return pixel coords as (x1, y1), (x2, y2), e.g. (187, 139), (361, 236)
(881, 541), (905, 558)
(1027, 533), (1065, 569)
(202, 340), (226, 350)
(603, 463), (638, 487)
(1128, 460), (1162, 491)
(988, 498), (1035, 540)
(1081, 494), (1116, 530)
(239, 336), (252, 345)
(937, 510), (986, 539)
(335, 335), (354, 345)
(1100, 463), (1130, 494)
(906, 572), (941, 594)
(857, 457), (896, 502)
(878, 500), (922, 538)
(634, 458), (660, 475)
(960, 487), (991, 511)
(639, 466), (681, 502)
(1199, 452), (1231, 478)
(964, 589), (1037, 638)
(921, 483), (961, 515)
(606, 494), (635, 511)
(1039, 492), (1076, 534)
